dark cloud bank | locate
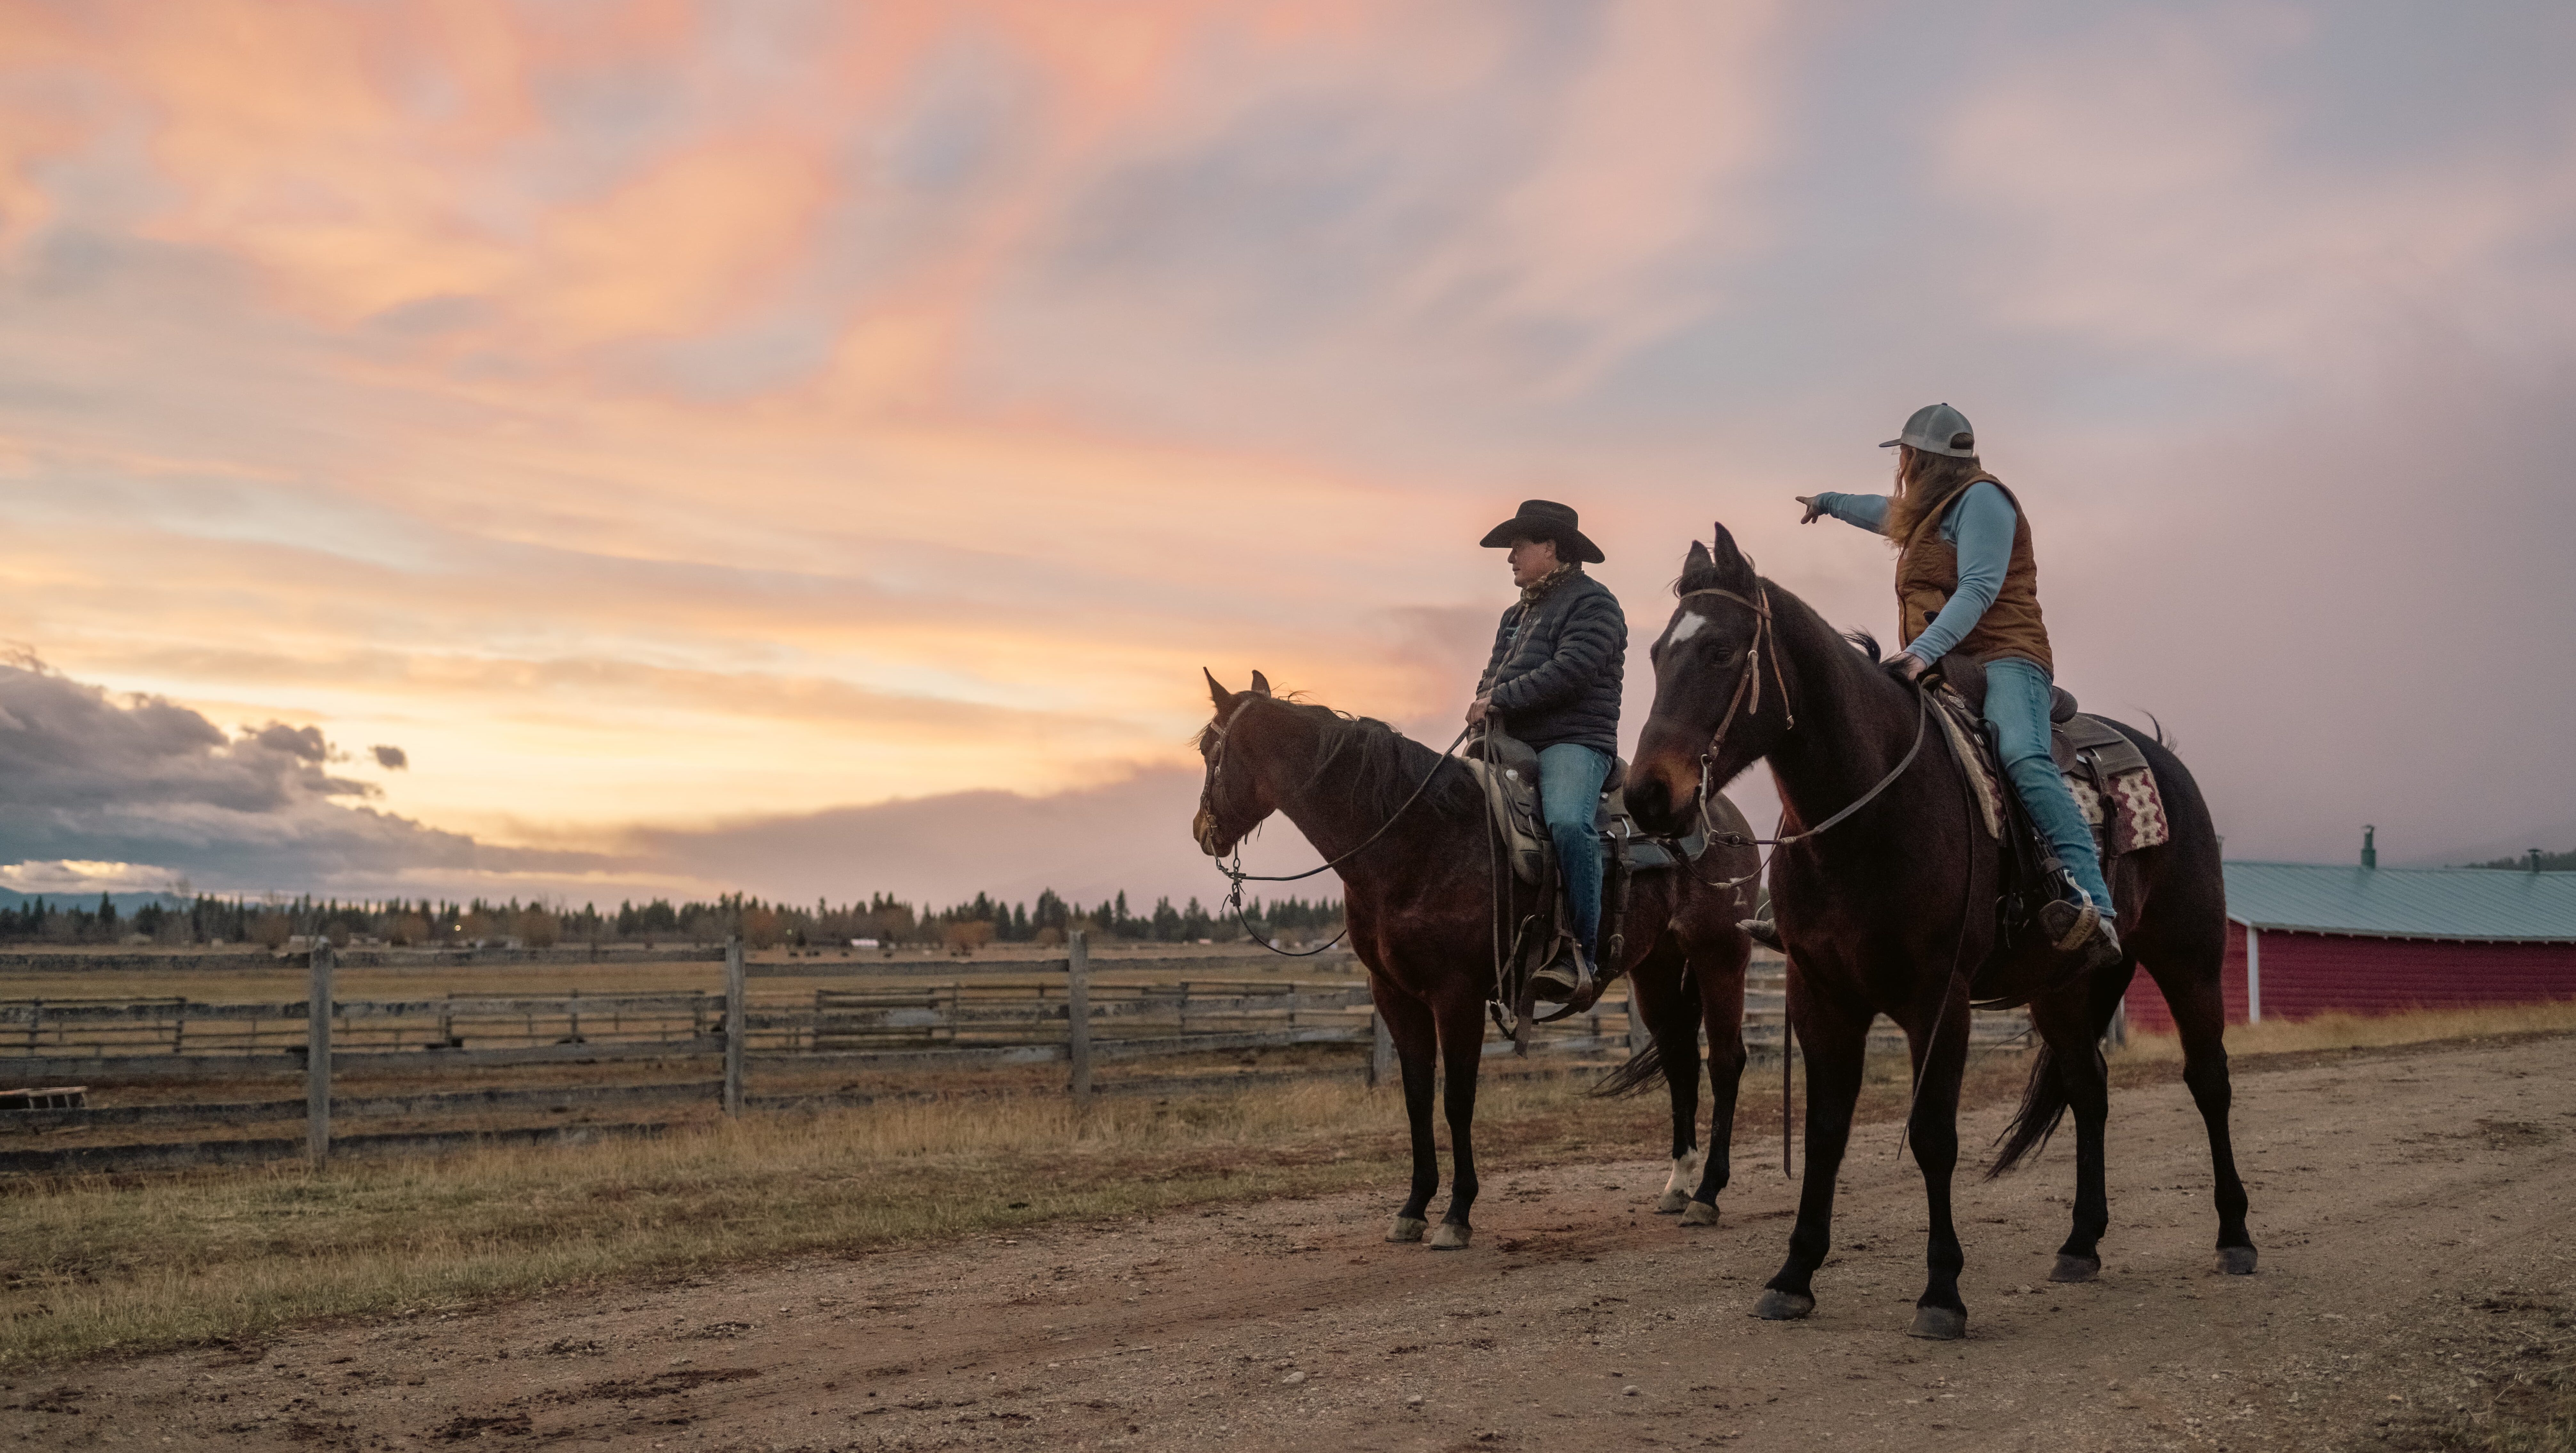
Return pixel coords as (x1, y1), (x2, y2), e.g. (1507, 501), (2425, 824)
(0, 657), (596, 890)
(0, 655), (1233, 906)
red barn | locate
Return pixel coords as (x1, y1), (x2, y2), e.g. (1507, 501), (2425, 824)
(2122, 862), (2576, 1032)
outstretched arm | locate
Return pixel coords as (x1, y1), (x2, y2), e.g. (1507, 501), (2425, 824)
(1798, 492), (1890, 532)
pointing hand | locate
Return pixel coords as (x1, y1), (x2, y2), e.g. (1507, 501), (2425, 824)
(1796, 495), (1827, 525)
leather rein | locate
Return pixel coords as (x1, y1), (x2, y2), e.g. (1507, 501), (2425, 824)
(1675, 584), (1931, 855)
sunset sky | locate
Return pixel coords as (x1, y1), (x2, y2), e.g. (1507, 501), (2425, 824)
(1, 1), (2570, 910)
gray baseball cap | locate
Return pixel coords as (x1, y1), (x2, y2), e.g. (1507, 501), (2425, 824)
(1880, 402), (1976, 457)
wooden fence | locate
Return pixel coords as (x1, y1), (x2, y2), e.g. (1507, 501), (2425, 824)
(1, 933), (2032, 1172)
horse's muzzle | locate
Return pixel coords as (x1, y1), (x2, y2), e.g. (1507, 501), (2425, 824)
(1624, 760), (1697, 838)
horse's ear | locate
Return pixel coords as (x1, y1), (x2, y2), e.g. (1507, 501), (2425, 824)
(1248, 669), (1272, 697)
(1204, 668), (1238, 714)
(1682, 539), (1713, 583)
(1708, 521), (1756, 589)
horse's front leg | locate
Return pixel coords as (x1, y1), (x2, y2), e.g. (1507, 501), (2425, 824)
(1429, 991), (1487, 1249)
(1903, 983), (1973, 1340)
(1688, 936), (1752, 1224)
(1757, 979), (1867, 1320)
(1376, 986), (1441, 1244)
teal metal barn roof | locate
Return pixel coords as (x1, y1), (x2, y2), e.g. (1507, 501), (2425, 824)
(2224, 862), (2576, 943)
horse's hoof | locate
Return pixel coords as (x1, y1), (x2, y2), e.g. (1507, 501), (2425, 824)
(1907, 1305), (1968, 1341)
(2049, 1253), (2101, 1283)
(1386, 1216), (1427, 1244)
(1654, 1190), (1689, 1214)
(1680, 1200), (1720, 1226)
(2218, 1245), (2259, 1276)
(1751, 1289), (1813, 1321)
(1429, 1223), (1471, 1251)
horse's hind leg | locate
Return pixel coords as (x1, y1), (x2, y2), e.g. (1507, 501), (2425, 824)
(2028, 981), (2114, 1281)
(1429, 991), (1487, 1249)
(1686, 927), (1753, 1223)
(1375, 986), (1440, 1244)
(1756, 979), (1867, 1322)
(2149, 957), (2257, 1273)
(1630, 940), (1705, 1215)
(1902, 984), (1973, 1340)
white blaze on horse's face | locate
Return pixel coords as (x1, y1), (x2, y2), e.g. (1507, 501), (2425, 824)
(1663, 611), (1711, 648)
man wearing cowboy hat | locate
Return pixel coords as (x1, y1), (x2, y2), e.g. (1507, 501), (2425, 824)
(1469, 499), (1627, 1000)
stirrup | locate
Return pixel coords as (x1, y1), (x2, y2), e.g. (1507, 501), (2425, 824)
(2038, 885), (2100, 954)
(1738, 917), (1784, 953)
(1521, 944), (1595, 1026)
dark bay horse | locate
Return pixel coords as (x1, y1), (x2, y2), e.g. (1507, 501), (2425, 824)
(1193, 670), (1759, 1246)
(1623, 528), (2254, 1339)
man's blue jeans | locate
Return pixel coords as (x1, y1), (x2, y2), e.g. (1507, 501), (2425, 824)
(1538, 742), (1613, 963)
(1984, 658), (2115, 918)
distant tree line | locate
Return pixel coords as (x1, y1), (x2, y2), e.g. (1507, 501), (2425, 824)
(0, 888), (1343, 953)
(2458, 848), (2576, 871)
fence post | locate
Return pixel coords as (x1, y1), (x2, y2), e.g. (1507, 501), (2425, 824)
(307, 942), (334, 1166)
(1369, 1008), (1395, 1088)
(1067, 930), (1093, 1100)
(1627, 990), (1651, 1055)
(723, 936), (746, 1117)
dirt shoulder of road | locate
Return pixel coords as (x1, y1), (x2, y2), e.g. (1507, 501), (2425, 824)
(10, 1031), (2575, 1452)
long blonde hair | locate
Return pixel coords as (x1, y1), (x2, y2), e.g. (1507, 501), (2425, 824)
(1881, 445), (1988, 544)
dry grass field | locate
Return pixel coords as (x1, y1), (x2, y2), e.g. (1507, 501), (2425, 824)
(6, 992), (2576, 1443)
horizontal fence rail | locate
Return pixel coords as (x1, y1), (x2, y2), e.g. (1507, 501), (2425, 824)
(1, 934), (2036, 1175)
(0, 983), (2028, 1066)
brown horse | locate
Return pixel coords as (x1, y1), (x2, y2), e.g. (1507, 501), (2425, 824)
(1193, 670), (1759, 1245)
(1623, 528), (2254, 1339)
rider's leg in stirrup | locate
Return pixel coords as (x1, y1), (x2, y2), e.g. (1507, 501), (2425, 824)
(1985, 658), (2122, 969)
(1530, 742), (1613, 1001)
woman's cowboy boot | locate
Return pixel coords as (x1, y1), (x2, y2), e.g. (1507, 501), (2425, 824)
(2038, 892), (2124, 975)
(1738, 918), (1785, 953)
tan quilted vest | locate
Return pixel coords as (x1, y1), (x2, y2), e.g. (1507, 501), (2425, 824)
(1894, 473), (2053, 675)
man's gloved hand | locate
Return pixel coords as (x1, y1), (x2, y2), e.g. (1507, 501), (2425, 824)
(1795, 494), (1828, 524)
(1465, 695), (1491, 726)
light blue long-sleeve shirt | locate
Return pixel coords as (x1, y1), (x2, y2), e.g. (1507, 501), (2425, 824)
(1813, 481), (2022, 669)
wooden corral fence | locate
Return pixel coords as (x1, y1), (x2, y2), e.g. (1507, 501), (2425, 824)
(0, 934), (2032, 1174)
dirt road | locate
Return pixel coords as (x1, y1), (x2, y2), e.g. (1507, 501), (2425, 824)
(12, 1033), (2574, 1451)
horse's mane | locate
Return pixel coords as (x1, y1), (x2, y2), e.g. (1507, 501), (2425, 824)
(1294, 702), (1481, 822)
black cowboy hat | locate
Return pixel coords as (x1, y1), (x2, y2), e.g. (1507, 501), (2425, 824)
(1477, 498), (1604, 564)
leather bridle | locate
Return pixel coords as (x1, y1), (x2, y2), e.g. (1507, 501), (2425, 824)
(1669, 581), (1928, 853)
(1196, 692), (1472, 958)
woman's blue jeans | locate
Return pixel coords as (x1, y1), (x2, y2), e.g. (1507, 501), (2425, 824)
(1983, 658), (2115, 917)
(1538, 742), (1613, 962)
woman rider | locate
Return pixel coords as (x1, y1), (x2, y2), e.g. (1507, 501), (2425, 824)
(1795, 403), (2121, 969)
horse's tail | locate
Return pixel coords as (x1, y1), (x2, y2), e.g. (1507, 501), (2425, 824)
(1987, 1043), (2068, 1176)
(1590, 969), (1696, 1099)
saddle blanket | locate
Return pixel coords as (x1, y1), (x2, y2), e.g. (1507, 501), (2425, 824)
(1930, 687), (2170, 858)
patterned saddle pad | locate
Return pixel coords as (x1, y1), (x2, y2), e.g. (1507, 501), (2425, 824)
(1928, 687), (2171, 859)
